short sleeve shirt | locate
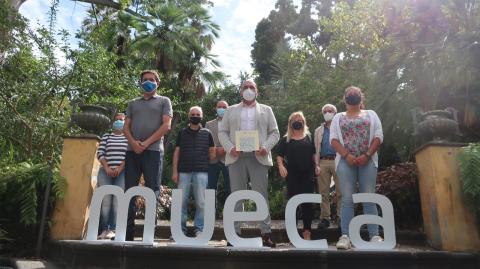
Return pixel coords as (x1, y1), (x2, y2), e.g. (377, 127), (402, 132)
(277, 135), (315, 173)
(126, 95), (173, 152)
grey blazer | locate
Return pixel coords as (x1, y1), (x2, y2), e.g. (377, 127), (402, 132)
(218, 102), (280, 166)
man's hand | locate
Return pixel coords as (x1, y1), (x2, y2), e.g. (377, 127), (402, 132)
(355, 154), (369, 166)
(230, 147), (240, 158)
(278, 165), (288, 178)
(172, 171), (179, 185)
(216, 147), (226, 156)
(315, 165), (321, 176)
(256, 146), (268, 157)
(131, 140), (146, 154)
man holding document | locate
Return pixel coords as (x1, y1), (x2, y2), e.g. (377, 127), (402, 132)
(218, 78), (280, 247)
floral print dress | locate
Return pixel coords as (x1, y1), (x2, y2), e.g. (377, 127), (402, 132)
(339, 113), (371, 157)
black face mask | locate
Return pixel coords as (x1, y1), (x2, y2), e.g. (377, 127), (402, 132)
(345, 94), (362, 106)
(292, 121), (303, 130)
(189, 116), (202, 125)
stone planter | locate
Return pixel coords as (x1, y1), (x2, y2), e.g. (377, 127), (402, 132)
(71, 104), (115, 135)
(412, 108), (461, 146)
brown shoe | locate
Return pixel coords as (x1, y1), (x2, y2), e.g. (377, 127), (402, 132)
(302, 229), (311, 240)
(261, 233), (276, 248)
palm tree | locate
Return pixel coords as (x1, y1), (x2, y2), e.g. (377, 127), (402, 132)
(127, 0), (220, 99)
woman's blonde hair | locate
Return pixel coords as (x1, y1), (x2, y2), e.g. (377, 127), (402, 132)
(284, 111), (310, 142)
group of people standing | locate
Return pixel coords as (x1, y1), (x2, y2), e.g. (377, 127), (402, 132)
(95, 69), (384, 250)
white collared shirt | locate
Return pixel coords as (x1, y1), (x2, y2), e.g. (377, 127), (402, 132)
(240, 105), (256, 131)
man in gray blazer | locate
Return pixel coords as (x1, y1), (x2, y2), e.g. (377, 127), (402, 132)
(218, 79), (280, 247)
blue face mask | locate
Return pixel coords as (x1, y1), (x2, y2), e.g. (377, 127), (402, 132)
(113, 120), (124, 130)
(216, 108), (226, 117)
(141, 80), (157, 92)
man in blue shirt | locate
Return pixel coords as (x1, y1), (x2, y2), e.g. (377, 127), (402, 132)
(313, 104), (342, 229)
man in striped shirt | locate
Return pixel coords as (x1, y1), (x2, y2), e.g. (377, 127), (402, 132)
(96, 113), (128, 240)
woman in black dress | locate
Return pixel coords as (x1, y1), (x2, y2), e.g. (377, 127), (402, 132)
(276, 111), (319, 240)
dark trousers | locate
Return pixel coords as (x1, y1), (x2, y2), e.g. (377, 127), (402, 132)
(125, 150), (163, 241)
(207, 161), (230, 196)
(286, 170), (314, 230)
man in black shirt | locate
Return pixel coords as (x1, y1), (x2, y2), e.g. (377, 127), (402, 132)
(172, 106), (215, 236)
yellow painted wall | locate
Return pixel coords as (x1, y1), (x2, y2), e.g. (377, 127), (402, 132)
(50, 137), (100, 240)
(416, 144), (480, 251)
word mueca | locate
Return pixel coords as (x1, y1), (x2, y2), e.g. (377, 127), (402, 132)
(86, 186), (396, 249)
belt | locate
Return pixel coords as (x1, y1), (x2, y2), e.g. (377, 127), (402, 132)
(320, 155), (335, 160)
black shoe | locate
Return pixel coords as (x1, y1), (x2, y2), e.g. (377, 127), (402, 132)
(318, 218), (330, 229)
(261, 233), (276, 248)
(226, 241), (233, 247)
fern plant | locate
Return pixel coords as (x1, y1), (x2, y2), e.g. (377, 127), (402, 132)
(0, 162), (66, 226)
(458, 143), (480, 219)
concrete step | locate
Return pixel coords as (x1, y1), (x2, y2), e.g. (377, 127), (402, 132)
(46, 240), (480, 269)
(133, 220), (426, 246)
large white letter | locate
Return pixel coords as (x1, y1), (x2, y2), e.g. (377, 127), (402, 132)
(285, 194), (328, 249)
(170, 189), (215, 245)
(349, 193), (396, 250)
(86, 186), (157, 244)
(223, 190), (268, 248)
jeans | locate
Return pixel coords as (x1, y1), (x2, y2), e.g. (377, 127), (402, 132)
(97, 167), (125, 231)
(178, 172), (208, 233)
(207, 161), (230, 196)
(337, 158), (379, 237)
(125, 150), (163, 240)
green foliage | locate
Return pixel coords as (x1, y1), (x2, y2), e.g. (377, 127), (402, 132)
(0, 162), (65, 225)
(459, 143), (480, 218)
(0, 162), (65, 255)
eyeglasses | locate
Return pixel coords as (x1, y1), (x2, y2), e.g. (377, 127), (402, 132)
(242, 85), (256, 90)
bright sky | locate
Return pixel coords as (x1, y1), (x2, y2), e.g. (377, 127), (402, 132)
(19, 0), (280, 83)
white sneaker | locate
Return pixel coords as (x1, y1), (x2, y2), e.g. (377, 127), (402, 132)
(97, 230), (108, 240)
(370, 235), (384, 242)
(105, 230), (116, 240)
(336, 235), (352, 250)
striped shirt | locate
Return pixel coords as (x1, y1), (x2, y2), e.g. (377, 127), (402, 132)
(97, 133), (128, 169)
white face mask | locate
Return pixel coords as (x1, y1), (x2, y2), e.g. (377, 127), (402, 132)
(242, 89), (256, 101)
(323, 112), (335, 122)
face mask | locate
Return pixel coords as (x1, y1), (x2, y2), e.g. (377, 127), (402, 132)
(113, 120), (124, 130)
(216, 108), (226, 117)
(345, 94), (361, 106)
(242, 89), (256, 101)
(292, 121), (303, 130)
(189, 116), (202, 125)
(323, 112), (335, 122)
(141, 80), (157, 92)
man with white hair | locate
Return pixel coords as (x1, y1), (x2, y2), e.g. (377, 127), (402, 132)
(314, 104), (342, 229)
(172, 106), (216, 236)
(218, 79), (280, 247)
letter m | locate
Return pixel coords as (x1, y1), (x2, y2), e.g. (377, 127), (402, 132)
(85, 186), (157, 244)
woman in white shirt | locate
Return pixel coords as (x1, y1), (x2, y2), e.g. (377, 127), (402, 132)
(329, 86), (384, 250)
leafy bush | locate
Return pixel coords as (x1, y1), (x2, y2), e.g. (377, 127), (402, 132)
(376, 162), (423, 230)
(458, 143), (480, 219)
(0, 162), (66, 256)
